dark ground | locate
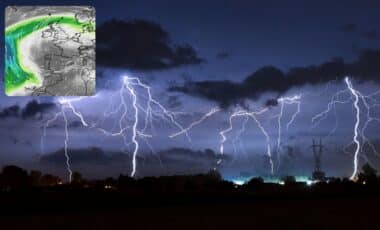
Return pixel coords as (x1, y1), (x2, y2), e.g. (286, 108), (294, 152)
(1, 166), (379, 229)
(0, 191), (378, 230)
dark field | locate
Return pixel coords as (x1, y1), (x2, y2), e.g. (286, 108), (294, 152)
(1, 166), (379, 229)
(0, 191), (379, 230)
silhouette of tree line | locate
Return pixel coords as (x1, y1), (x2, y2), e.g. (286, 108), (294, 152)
(1, 163), (380, 196)
(0, 165), (62, 189)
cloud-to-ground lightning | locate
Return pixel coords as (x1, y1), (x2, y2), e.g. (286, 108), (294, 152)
(345, 77), (361, 180)
(41, 97), (90, 182)
(88, 76), (193, 177)
(219, 107), (274, 174)
(216, 94), (302, 174)
(40, 72), (380, 182)
(43, 75), (211, 179)
(313, 77), (380, 180)
(61, 104), (73, 181)
(231, 116), (249, 160)
(125, 78), (139, 177)
(275, 95), (301, 168)
(59, 97), (90, 182)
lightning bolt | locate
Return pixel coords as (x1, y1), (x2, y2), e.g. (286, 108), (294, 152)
(219, 107), (274, 174)
(311, 89), (352, 129)
(83, 76), (192, 177)
(217, 94), (302, 174)
(276, 95), (301, 167)
(169, 107), (220, 138)
(345, 77), (360, 180)
(313, 77), (380, 181)
(360, 89), (380, 158)
(61, 104), (73, 181)
(60, 97), (91, 181)
(231, 116), (249, 161)
(41, 97), (90, 182)
(42, 75), (187, 179)
(40, 73), (380, 182)
(58, 97), (89, 127)
(40, 112), (61, 156)
(124, 78), (139, 177)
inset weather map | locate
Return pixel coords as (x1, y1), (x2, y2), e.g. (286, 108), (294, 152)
(5, 6), (96, 96)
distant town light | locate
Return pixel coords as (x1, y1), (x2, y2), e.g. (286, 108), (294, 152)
(232, 179), (245, 185)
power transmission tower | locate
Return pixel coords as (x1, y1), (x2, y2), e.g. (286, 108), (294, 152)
(311, 139), (326, 181)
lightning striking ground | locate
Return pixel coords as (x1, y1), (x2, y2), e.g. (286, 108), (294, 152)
(41, 97), (90, 182)
(216, 94), (302, 174)
(276, 95), (302, 168)
(345, 77), (361, 180)
(42, 75), (217, 180)
(219, 107), (274, 174)
(93, 76), (193, 177)
(40, 73), (380, 182)
(313, 77), (380, 180)
(125, 78), (139, 177)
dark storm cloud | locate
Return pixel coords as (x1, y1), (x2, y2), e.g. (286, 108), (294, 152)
(21, 100), (57, 119)
(170, 49), (380, 107)
(97, 19), (204, 70)
(362, 30), (378, 40)
(170, 80), (243, 108)
(181, 72), (193, 83)
(40, 147), (228, 176)
(8, 135), (20, 145)
(216, 52), (230, 60)
(0, 105), (20, 119)
(41, 120), (85, 130)
(7, 135), (32, 146)
(167, 96), (182, 109)
(159, 148), (229, 162)
(338, 23), (356, 33)
(338, 23), (377, 40)
(40, 147), (114, 165)
(68, 121), (86, 128)
(265, 98), (279, 107)
(0, 100), (57, 120)
(40, 147), (228, 166)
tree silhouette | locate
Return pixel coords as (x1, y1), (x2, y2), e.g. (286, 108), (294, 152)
(30, 170), (42, 186)
(282, 176), (296, 185)
(1, 165), (29, 188)
(72, 172), (83, 184)
(358, 163), (377, 184)
(246, 177), (264, 188)
(206, 169), (222, 181)
(40, 174), (61, 186)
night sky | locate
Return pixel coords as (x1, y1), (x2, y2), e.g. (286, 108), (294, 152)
(1, 0), (380, 181)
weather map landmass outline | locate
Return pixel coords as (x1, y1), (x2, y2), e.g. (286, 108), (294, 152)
(5, 8), (95, 96)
